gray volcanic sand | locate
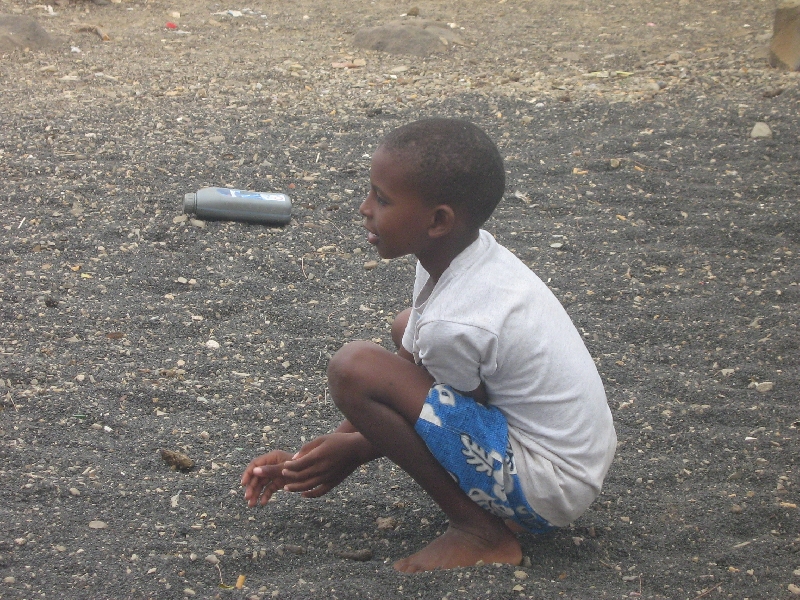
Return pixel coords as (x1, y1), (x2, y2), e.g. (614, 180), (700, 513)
(0, 0), (798, 598)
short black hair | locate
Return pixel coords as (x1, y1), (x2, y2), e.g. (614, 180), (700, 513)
(379, 118), (505, 227)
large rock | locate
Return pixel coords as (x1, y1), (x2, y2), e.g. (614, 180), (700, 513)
(0, 15), (55, 54)
(769, 0), (800, 70)
(353, 19), (463, 57)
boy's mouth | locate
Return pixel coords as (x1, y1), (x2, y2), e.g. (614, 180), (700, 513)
(366, 231), (379, 245)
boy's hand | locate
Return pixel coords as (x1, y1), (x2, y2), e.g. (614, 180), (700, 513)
(241, 449), (294, 507)
(280, 433), (368, 498)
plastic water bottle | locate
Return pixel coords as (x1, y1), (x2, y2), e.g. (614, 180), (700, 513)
(183, 187), (292, 225)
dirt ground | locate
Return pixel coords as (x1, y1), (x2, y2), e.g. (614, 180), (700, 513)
(1, 0), (799, 598)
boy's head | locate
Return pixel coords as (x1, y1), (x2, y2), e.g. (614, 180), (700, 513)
(378, 118), (505, 229)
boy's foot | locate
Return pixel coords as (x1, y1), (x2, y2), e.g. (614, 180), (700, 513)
(393, 523), (522, 573)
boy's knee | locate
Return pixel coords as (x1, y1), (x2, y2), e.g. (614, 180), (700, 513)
(391, 308), (411, 349)
(327, 341), (379, 401)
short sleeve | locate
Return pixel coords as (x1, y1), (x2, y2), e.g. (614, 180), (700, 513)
(416, 320), (498, 393)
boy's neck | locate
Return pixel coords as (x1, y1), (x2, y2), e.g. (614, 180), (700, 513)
(417, 228), (480, 282)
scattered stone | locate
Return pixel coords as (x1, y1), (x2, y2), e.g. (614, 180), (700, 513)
(376, 516), (397, 530)
(334, 548), (373, 561)
(748, 380), (775, 392)
(731, 504), (743, 514)
(3, 576), (15, 584)
(353, 20), (463, 56)
(88, 520), (108, 529)
(205, 339), (220, 350)
(0, 15), (55, 54)
(69, 487), (80, 496)
(363, 260), (379, 270)
(160, 448), (195, 471)
(769, 1), (800, 70)
(750, 122), (773, 139)
(514, 570), (529, 579)
(205, 554), (219, 565)
(789, 583), (800, 595)
(276, 544), (305, 555)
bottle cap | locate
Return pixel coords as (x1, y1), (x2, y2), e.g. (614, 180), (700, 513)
(183, 192), (197, 214)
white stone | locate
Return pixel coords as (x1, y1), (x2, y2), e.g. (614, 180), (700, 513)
(750, 122), (772, 138)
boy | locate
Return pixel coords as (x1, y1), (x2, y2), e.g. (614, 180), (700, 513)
(242, 118), (616, 572)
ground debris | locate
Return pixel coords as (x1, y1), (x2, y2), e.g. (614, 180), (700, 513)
(160, 449), (195, 471)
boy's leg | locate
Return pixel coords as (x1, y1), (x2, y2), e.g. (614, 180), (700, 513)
(327, 341), (521, 572)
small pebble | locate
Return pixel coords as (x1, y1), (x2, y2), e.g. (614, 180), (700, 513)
(363, 260), (379, 270)
(205, 554), (219, 565)
(376, 517), (397, 530)
(334, 548), (373, 562)
(88, 520), (107, 529)
(750, 122), (772, 139)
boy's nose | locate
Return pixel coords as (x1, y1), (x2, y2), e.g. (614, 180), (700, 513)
(358, 196), (370, 217)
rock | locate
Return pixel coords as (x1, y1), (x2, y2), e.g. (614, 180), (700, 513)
(334, 548), (373, 561)
(789, 583), (800, 595)
(204, 554), (219, 565)
(353, 20), (463, 56)
(769, 1), (800, 70)
(750, 122), (772, 139)
(363, 260), (379, 270)
(755, 381), (774, 392)
(376, 516), (397, 530)
(0, 15), (56, 54)
(88, 520), (108, 529)
(160, 448), (195, 471)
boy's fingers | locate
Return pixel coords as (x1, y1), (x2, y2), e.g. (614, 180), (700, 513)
(283, 474), (326, 493)
(301, 484), (332, 499)
(254, 464), (285, 479)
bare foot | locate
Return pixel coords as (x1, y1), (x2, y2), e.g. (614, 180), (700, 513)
(504, 519), (525, 534)
(393, 523), (522, 573)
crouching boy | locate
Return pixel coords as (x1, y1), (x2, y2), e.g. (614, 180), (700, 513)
(242, 118), (616, 572)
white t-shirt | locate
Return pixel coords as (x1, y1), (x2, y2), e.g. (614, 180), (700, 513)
(402, 230), (616, 527)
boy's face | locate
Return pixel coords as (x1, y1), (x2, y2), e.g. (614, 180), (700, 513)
(359, 147), (436, 260)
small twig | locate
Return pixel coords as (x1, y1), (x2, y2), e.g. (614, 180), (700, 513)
(215, 562), (225, 586)
(696, 582), (723, 599)
(76, 24), (111, 41)
(5, 392), (18, 411)
(18, 217), (26, 229)
(300, 257), (307, 279)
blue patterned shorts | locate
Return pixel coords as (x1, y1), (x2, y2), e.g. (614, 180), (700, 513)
(414, 384), (555, 534)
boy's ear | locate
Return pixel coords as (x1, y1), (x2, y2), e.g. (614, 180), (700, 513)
(428, 204), (456, 239)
